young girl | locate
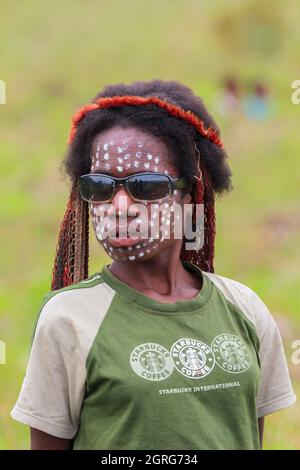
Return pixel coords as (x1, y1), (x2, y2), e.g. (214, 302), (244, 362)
(11, 79), (296, 450)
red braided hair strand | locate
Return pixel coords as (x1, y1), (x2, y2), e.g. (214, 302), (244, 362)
(180, 157), (215, 273)
(50, 183), (89, 290)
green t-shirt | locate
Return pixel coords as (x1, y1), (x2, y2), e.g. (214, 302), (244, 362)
(11, 261), (296, 449)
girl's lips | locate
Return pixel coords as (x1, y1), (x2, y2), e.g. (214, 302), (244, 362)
(108, 236), (141, 247)
(106, 224), (142, 247)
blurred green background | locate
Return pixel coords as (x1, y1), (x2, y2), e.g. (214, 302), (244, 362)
(0, 0), (299, 450)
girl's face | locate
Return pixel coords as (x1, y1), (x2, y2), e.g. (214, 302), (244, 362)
(89, 126), (192, 262)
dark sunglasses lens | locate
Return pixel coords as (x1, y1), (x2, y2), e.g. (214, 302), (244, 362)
(79, 175), (114, 202)
(128, 174), (171, 200)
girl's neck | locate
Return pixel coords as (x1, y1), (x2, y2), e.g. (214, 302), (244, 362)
(108, 242), (202, 302)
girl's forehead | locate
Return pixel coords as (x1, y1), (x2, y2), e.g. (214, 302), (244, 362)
(92, 127), (166, 154)
(91, 128), (176, 175)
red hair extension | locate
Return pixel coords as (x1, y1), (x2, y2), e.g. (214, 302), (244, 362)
(180, 157), (215, 273)
(51, 183), (89, 290)
(69, 95), (224, 149)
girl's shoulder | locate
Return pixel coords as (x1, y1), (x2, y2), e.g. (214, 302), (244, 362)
(31, 272), (112, 343)
(202, 270), (278, 336)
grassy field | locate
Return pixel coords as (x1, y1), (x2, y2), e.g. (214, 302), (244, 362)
(0, 0), (299, 449)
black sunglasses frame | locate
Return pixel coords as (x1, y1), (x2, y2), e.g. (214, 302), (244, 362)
(78, 172), (187, 203)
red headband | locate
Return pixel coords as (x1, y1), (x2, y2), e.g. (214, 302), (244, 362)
(68, 95), (224, 149)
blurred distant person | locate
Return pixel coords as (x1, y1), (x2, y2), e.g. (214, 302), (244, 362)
(243, 82), (275, 120)
(216, 77), (241, 117)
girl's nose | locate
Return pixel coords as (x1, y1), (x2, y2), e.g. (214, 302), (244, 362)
(108, 186), (140, 218)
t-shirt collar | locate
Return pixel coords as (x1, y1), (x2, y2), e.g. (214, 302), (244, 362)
(99, 260), (213, 314)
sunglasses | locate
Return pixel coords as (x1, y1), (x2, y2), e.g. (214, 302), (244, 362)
(78, 172), (187, 203)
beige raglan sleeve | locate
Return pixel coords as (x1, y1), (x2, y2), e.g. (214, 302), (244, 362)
(251, 291), (297, 418)
(10, 293), (86, 439)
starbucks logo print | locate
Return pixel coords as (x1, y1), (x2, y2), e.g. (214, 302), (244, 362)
(211, 334), (251, 374)
(130, 342), (174, 381)
(170, 337), (215, 379)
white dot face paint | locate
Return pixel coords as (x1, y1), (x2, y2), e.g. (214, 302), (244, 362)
(89, 130), (186, 263)
(96, 144), (100, 159)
